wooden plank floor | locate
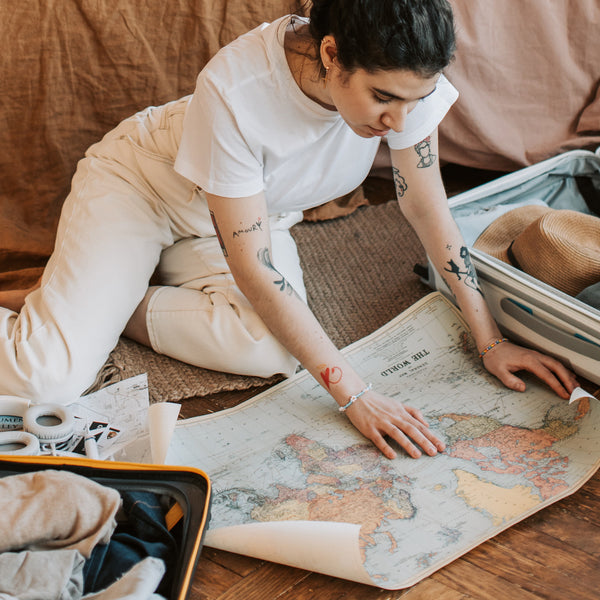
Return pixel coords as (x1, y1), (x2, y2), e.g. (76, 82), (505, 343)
(182, 391), (600, 600)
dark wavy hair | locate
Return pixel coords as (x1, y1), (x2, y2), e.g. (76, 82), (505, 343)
(307, 0), (456, 77)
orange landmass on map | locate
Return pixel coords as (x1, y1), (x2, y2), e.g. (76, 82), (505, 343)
(250, 434), (415, 560)
(448, 425), (568, 499)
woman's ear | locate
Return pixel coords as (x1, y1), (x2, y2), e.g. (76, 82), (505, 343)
(320, 35), (339, 70)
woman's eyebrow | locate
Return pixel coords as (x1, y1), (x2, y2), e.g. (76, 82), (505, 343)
(373, 85), (437, 102)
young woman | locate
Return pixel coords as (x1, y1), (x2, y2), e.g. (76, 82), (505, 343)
(0, 0), (577, 459)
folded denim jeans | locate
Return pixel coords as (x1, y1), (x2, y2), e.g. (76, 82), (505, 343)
(83, 491), (177, 596)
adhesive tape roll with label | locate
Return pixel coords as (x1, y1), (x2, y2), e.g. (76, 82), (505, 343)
(23, 404), (75, 444)
(0, 395), (30, 431)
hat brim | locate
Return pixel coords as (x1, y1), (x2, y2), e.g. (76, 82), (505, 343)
(472, 204), (553, 263)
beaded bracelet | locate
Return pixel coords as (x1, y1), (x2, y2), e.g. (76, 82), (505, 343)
(479, 337), (508, 358)
(339, 383), (373, 412)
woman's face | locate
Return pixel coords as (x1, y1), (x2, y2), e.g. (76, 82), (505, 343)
(327, 66), (439, 139)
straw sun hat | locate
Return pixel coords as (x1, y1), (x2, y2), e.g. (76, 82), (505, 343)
(473, 205), (600, 297)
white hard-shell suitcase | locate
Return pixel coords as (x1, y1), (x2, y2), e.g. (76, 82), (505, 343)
(418, 148), (600, 385)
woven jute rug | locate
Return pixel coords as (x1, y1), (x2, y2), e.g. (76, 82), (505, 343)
(90, 199), (430, 403)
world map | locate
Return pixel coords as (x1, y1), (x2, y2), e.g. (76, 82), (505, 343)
(167, 293), (599, 588)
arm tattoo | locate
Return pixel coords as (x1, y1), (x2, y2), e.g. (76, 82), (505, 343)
(414, 136), (437, 168)
(257, 247), (299, 297)
(233, 217), (263, 239)
(392, 166), (408, 198)
(443, 246), (483, 296)
(318, 364), (343, 390)
(210, 210), (228, 257)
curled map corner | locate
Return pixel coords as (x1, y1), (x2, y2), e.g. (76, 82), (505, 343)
(569, 386), (597, 405)
(204, 520), (373, 585)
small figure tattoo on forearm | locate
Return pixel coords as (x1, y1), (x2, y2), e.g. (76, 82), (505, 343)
(414, 136), (437, 168)
(257, 247), (298, 296)
(443, 246), (483, 295)
(210, 210), (228, 257)
(392, 167), (408, 198)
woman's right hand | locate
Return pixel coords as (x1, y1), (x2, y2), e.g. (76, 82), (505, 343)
(344, 389), (446, 460)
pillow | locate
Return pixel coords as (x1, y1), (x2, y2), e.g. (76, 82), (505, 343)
(439, 0), (600, 171)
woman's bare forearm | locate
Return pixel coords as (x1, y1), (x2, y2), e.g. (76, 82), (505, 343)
(207, 192), (368, 407)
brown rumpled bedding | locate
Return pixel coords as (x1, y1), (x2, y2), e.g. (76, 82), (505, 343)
(440, 0), (600, 171)
(0, 0), (303, 291)
(2, 0), (600, 293)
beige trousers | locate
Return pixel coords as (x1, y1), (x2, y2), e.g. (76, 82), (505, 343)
(0, 98), (304, 403)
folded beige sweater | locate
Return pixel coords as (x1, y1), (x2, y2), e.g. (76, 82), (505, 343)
(0, 469), (121, 558)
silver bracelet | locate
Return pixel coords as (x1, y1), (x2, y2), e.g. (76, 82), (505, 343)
(339, 383), (372, 412)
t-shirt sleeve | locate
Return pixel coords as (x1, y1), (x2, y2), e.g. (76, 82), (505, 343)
(385, 74), (459, 150)
(174, 73), (265, 199)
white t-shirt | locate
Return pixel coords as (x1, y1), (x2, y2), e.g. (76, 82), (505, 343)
(175, 15), (458, 215)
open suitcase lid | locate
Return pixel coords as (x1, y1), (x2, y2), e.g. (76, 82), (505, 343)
(448, 148), (600, 212)
(420, 147), (600, 384)
(0, 455), (211, 600)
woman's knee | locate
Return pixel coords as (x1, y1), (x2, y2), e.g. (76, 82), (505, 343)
(0, 350), (98, 405)
(146, 285), (299, 378)
(0, 307), (113, 405)
(122, 286), (161, 347)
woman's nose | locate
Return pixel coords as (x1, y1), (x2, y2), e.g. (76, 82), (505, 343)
(381, 105), (408, 132)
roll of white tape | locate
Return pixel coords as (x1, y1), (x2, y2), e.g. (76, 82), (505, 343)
(0, 431), (40, 455)
(23, 404), (75, 444)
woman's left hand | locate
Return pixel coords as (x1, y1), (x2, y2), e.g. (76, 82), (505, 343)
(481, 341), (579, 399)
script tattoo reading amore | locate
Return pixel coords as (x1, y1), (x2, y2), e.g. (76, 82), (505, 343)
(233, 217), (263, 238)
